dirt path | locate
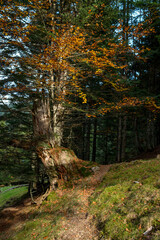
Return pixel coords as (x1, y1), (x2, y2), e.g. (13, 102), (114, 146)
(0, 197), (35, 240)
(0, 165), (110, 240)
(58, 165), (110, 240)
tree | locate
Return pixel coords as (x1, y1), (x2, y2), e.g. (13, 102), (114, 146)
(0, 102), (33, 185)
(0, 0), (157, 189)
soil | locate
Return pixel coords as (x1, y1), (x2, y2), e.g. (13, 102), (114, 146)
(132, 144), (160, 160)
(58, 164), (110, 240)
(0, 164), (110, 240)
(0, 198), (34, 240)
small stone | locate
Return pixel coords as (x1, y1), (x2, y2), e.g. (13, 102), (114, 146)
(143, 226), (153, 235)
(157, 154), (160, 159)
(91, 166), (100, 173)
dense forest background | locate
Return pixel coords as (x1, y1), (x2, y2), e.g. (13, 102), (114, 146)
(0, 0), (160, 187)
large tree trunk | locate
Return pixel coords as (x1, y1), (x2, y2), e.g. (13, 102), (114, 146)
(37, 146), (79, 190)
(32, 94), (78, 190)
(33, 97), (54, 146)
(31, 0), (83, 190)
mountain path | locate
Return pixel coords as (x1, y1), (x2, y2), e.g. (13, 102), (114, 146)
(0, 164), (110, 240)
(57, 164), (110, 240)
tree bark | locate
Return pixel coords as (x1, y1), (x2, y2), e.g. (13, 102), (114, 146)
(134, 116), (139, 154)
(32, 92), (78, 189)
(104, 133), (108, 164)
(92, 118), (97, 162)
(146, 112), (155, 151)
(117, 113), (122, 162)
(121, 115), (127, 160)
(86, 119), (91, 161)
(37, 146), (78, 189)
(82, 122), (86, 160)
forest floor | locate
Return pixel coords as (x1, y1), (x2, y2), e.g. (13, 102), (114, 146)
(1, 157), (160, 239)
(0, 197), (34, 239)
(0, 164), (111, 240)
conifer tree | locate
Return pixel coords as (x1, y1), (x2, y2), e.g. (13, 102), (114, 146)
(0, 0), (157, 188)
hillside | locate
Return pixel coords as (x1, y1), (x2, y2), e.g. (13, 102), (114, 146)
(0, 158), (160, 240)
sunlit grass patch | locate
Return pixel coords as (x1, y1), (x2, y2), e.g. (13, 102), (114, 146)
(89, 159), (160, 240)
(9, 190), (81, 240)
(5, 159), (160, 240)
(9, 217), (62, 240)
(0, 186), (28, 209)
(0, 186), (13, 193)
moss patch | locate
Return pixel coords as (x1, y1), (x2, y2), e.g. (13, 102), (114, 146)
(89, 159), (160, 240)
(4, 159), (160, 240)
(8, 189), (81, 240)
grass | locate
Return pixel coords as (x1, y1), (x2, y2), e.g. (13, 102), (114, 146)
(2, 158), (160, 240)
(0, 186), (13, 193)
(89, 159), (160, 240)
(8, 191), (81, 240)
(0, 186), (28, 209)
(5, 162), (93, 240)
(0, 160), (96, 240)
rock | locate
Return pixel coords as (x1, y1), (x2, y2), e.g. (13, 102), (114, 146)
(143, 226), (153, 236)
(157, 154), (160, 159)
(133, 181), (140, 184)
(91, 166), (100, 173)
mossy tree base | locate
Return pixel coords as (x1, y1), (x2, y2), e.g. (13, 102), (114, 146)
(37, 146), (81, 190)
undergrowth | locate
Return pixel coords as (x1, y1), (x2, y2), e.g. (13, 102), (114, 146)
(89, 159), (160, 240)
(2, 159), (160, 240)
(7, 190), (82, 240)
(0, 186), (28, 209)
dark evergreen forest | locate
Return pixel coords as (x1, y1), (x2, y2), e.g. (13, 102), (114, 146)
(0, 0), (160, 188)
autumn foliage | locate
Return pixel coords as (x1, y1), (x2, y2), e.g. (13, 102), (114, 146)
(1, 0), (158, 117)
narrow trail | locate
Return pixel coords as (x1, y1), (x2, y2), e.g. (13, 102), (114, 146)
(58, 165), (110, 240)
(0, 198), (34, 240)
(0, 164), (110, 240)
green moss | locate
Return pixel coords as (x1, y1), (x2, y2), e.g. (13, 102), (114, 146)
(8, 187), (81, 240)
(46, 191), (58, 202)
(81, 160), (99, 168)
(37, 141), (51, 149)
(89, 159), (160, 240)
(5, 158), (160, 240)
(79, 166), (92, 177)
(10, 217), (61, 240)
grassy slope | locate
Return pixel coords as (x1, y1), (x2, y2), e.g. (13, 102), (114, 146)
(2, 158), (160, 240)
(0, 186), (28, 209)
(7, 191), (84, 240)
(89, 159), (160, 239)
(4, 161), (95, 240)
